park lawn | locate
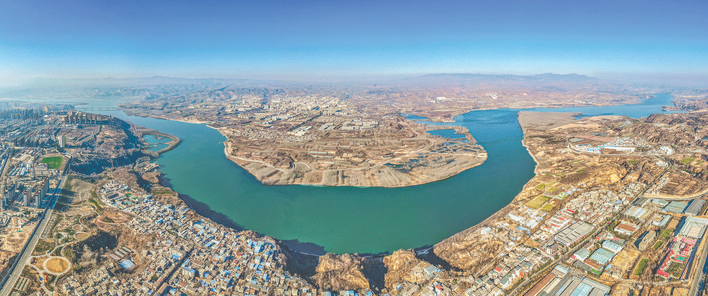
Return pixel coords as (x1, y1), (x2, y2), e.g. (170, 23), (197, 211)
(41, 156), (64, 170)
(660, 229), (673, 239)
(88, 198), (103, 213)
(633, 258), (649, 275)
(540, 203), (555, 212)
(681, 157), (696, 165)
(526, 195), (551, 209)
(667, 262), (685, 278)
(32, 239), (55, 255)
(653, 241), (664, 250)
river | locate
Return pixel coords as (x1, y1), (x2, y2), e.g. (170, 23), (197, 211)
(77, 94), (674, 254)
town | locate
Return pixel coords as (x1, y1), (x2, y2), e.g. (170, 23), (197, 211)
(121, 93), (488, 188)
(2, 97), (708, 296)
(1, 0), (707, 294)
(0, 103), (379, 295)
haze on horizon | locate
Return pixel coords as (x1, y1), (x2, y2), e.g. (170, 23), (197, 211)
(0, 0), (707, 86)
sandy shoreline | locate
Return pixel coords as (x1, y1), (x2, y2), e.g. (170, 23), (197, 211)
(521, 139), (540, 174)
(121, 109), (214, 125)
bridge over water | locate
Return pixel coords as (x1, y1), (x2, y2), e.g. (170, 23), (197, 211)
(74, 106), (121, 112)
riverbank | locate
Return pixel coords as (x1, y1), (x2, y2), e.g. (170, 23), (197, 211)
(105, 93), (674, 254)
(121, 109), (213, 125)
(405, 98), (646, 123)
(517, 111), (580, 174)
(430, 109), (654, 273)
(430, 113), (558, 272)
(113, 107), (528, 253)
(153, 168), (329, 260)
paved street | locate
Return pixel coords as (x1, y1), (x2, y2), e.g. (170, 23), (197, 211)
(690, 234), (708, 296)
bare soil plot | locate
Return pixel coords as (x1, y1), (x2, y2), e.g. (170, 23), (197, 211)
(45, 257), (70, 274)
(610, 248), (641, 276)
(69, 179), (95, 202)
(3, 229), (30, 252)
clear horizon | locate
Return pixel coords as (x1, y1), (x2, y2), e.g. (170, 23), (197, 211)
(1, 0), (707, 86)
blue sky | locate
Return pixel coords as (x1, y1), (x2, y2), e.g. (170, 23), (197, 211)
(0, 0), (706, 83)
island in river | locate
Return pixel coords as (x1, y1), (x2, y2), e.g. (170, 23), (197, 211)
(124, 95), (488, 187)
(119, 74), (652, 187)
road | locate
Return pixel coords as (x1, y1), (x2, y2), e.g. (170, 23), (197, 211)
(690, 233), (708, 296)
(0, 175), (66, 296)
(643, 190), (708, 201)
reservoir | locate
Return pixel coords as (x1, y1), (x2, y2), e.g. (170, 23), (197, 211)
(94, 94), (673, 254)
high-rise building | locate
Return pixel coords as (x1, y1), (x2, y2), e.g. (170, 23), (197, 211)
(39, 178), (48, 200)
(23, 190), (30, 207)
(58, 135), (66, 148)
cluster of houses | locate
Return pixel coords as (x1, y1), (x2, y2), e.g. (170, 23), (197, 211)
(569, 135), (640, 154)
(392, 263), (450, 296)
(463, 244), (551, 295)
(524, 265), (610, 296)
(570, 230), (628, 275)
(465, 183), (648, 294)
(656, 216), (708, 279)
(569, 135), (674, 156)
(58, 181), (379, 296)
(534, 185), (644, 254)
(51, 152), (708, 296)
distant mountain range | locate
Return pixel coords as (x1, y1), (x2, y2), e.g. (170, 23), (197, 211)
(2, 73), (600, 89)
(417, 73), (598, 82)
(0, 73), (691, 102)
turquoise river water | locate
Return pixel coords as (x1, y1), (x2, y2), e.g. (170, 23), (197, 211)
(82, 94), (675, 254)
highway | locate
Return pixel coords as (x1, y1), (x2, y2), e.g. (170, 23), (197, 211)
(0, 175), (66, 296)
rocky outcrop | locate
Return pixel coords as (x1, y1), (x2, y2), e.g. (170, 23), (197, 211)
(624, 112), (708, 148)
(382, 250), (423, 289)
(311, 254), (370, 291)
(433, 233), (504, 273)
(71, 150), (148, 175)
